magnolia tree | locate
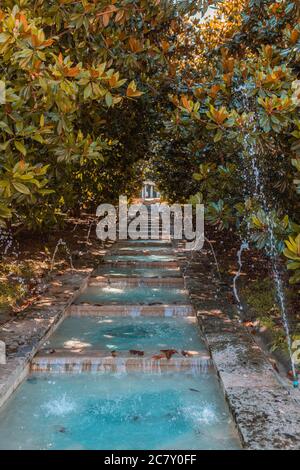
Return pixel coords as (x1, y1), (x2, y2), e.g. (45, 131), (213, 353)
(0, 0), (210, 230)
(151, 0), (300, 286)
(2, 0), (299, 287)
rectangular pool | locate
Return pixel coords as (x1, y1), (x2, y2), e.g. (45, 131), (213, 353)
(43, 317), (206, 353)
(74, 286), (189, 305)
(105, 254), (177, 263)
(95, 266), (181, 278)
(0, 373), (240, 450)
(114, 246), (173, 252)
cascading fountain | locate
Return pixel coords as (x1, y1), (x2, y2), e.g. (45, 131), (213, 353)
(233, 241), (249, 311)
(50, 238), (74, 272)
(234, 84), (298, 387)
(181, 235), (221, 296)
(86, 219), (95, 244)
(31, 351), (212, 374)
(204, 236), (221, 279)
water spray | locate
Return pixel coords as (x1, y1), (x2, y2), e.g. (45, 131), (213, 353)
(235, 83), (297, 386)
(233, 240), (249, 311)
(50, 238), (74, 272)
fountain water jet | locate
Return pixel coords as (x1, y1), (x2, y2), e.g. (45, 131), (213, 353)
(86, 220), (95, 244)
(233, 241), (249, 311)
(50, 239), (74, 272)
(235, 84), (298, 385)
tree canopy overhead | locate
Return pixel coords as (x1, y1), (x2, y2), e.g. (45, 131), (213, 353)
(1, 0), (300, 287)
(151, 0), (300, 286)
(0, 0), (208, 229)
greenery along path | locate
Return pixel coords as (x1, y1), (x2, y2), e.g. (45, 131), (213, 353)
(1, 0), (300, 359)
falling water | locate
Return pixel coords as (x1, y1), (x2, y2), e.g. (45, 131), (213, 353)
(50, 239), (74, 272)
(31, 354), (212, 374)
(262, 208), (297, 380)
(204, 237), (221, 279)
(128, 307), (141, 317)
(233, 241), (249, 310)
(0, 228), (19, 257)
(86, 220), (95, 244)
(181, 235), (221, 294)
(236, 84), (297, 382)
(0, 340), (6, 365)
(232, 91), (256, 311)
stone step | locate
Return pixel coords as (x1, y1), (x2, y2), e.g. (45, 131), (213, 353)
(67, 304), (195, 317)
(110, 249), (174, 256)
(31, 349), (212, 374)
(116, 241), (172, 247)
(104, 260), (179, 268)
(94, 267), (182, 278)
(88, 276), (185, 288)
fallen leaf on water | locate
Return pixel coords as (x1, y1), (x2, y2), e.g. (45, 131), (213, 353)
(129, 350), (144, 356)
(181, 350), (198, 357)
(152, 354), (165, 361)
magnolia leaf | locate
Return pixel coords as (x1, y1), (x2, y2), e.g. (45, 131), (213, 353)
(12, 181), (31, 195)
(105, 91), (113, 107)
(15, 141), (27, 156)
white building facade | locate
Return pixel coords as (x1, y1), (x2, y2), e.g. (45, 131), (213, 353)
(141, 180), (161, 200)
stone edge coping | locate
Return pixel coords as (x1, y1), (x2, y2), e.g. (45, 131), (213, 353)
(200, 316), (300, 450)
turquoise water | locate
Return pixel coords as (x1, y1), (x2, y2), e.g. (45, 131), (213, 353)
(105, 254), (177, 263)
(114, 246), (173, 252)
(0, 232), (241, 450)
(0, 373), (240, 450)
(95, 265), (181, 278)
(44, 317), (205, 352)
(74, 286), (189, 305)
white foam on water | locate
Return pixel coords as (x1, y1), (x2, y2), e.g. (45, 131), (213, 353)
(102, 286), (125, 294)
(42, 394), (76, 417)
(164, 307), (173, 317)
(129, 307), (141, 317)
(186, 403), (218, 425)
(63, 340), (91, 349)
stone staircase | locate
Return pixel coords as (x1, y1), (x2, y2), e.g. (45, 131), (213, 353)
(31, 205), (208, 375)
